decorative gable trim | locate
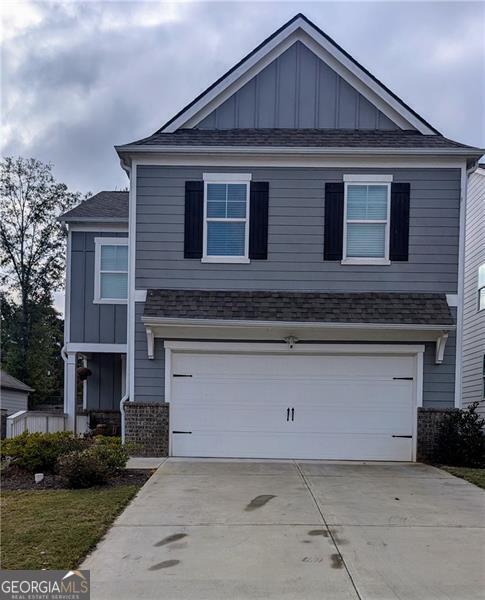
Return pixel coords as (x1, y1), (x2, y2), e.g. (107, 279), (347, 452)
(159, 14), (439, 136)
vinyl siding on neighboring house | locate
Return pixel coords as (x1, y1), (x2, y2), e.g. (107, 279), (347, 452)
(70, 231), (128, 344)
(133, 164), (460, 408)
(462, 170), (485, 416)
(196, 41), (399, 130)
(1, 389), (28, 416)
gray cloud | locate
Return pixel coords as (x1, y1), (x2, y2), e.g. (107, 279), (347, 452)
(2, 1), (484, 194)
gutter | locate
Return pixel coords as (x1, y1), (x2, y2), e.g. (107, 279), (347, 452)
(141, 315), (455, 331)
(116, 144), (484, 157)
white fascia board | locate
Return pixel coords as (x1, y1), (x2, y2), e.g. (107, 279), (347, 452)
(142, 316), (454, 332)
(163, 340), (426, 355)
(162, 18), (434, 135)
(118, 145), (479, 157)
(67, 223), (128, 232)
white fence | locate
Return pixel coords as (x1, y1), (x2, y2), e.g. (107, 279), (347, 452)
(6, 411), (90, 438)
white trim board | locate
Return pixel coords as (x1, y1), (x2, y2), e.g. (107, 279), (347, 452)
(143, 316), (454, 332)
(160, 16), (436, 135)
(164, 341), (426, 354)
(66, 343), (127, 353)
(129, 155), (468, 170)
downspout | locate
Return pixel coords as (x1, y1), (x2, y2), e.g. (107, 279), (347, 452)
(119, 157), (131, 444)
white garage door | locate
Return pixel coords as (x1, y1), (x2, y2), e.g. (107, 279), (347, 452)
(170, 351), (416, 461)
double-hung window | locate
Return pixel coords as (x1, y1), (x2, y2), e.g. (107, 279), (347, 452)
(342, 175), (392, 265)
(479, 264), (485, 311)
(94, 238), (128, 304)
(202, 173), (251, 263)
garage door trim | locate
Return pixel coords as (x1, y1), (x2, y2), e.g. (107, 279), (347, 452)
(164, 341), (425, 461)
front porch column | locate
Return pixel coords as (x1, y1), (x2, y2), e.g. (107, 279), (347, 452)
(64, 351), (77, 432)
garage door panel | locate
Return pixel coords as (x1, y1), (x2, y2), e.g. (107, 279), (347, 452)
(170, 350), (416, 461)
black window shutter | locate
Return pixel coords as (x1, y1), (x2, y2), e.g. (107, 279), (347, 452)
(324, 182), (344, 260)
(390, 182), (410, 262)
(249, 182), (269, 260)
(184, 181), (203, 258)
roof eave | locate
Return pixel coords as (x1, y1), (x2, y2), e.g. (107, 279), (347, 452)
(116, 145), (483, 157)
(142, 315), (455, 331)
(58, 216), (129, 224)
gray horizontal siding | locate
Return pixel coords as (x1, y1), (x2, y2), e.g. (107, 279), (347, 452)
(462, 171), (485, 416)
(134, 302), (164, 402)
(1, 389), (28, 415)
(70, 231), (127, 344)
(135, 165), (460, 293)
(197, 41), (399, 130)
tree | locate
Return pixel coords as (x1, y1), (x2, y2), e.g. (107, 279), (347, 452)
(0, 157), (79, 394)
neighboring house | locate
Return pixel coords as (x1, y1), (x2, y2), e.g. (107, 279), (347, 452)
(462, 165), (485, 417)
(59, 14), (483, 461)
(0, 370), (34, 415)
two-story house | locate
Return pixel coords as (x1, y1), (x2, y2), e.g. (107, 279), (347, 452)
(59, 14), (483, 461)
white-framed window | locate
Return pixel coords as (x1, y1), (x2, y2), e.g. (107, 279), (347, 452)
(94, 237), (128, 304)
(342, 174), (392, 265)
(202, 173), (251, 263)
(479, 264), (485, 311)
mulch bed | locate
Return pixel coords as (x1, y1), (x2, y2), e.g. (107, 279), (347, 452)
(1, 464), (152, 491)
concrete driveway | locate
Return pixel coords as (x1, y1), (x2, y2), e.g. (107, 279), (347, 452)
(82, 459), (485, 600)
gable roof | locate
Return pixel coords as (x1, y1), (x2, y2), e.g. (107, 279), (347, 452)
(121, 128), (481, 153)
(156, 14), (440, 136)
(59, 191), (128, 223)
(1, 370), (34, 393)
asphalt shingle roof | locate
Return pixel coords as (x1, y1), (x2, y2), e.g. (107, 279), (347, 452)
(143, 289), (454, 326)
(120, 128), (481, 151)
(59, 191), (128, 222)
(0, 370), (34, 393)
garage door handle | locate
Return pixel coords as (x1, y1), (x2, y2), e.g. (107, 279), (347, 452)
(286, 408), (290, 421)
(393, 377), (413, 381)
(173, 431), (192, 434)
(392, 435), (412, 438)
(291, 408), (295, 422)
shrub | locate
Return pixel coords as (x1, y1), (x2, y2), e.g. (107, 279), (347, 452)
(57, 448), (109, 488)
(436, 402), (485, 468)
(91, 436), (129, 470)
(1, 431), (88, 473)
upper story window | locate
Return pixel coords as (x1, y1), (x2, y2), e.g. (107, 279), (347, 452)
(94, 238), (128, 304)
(479, 264), (485, 311)
(202, 173), (251, 263)
(342, 175), (392, 265)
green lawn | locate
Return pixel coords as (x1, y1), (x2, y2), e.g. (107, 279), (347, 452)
(1, 485), (141, 570)
(441, 467), (485, 490)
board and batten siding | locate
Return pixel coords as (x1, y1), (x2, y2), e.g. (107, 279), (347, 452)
(462, 169), (485, 416)
(70, 231), (127, 344)
(86, 353), (123, 411)
(133, 165), (460, 409)
(197, 41), (399, 131)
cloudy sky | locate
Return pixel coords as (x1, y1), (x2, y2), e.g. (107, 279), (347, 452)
(2, 0), (485, 196)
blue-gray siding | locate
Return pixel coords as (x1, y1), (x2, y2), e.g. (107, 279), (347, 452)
(86, 353), (123, 410)
(135, 166), (460, 293)
(462, 170), (485, 416)
(197, 41), (399, 130)
(133, 164), (459, 408)
(70, 231), (127, 344)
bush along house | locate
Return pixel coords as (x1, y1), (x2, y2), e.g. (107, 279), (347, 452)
(59, 14), (483, 460)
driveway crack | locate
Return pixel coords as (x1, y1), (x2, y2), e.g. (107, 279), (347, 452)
(294, 461), (362, 600)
